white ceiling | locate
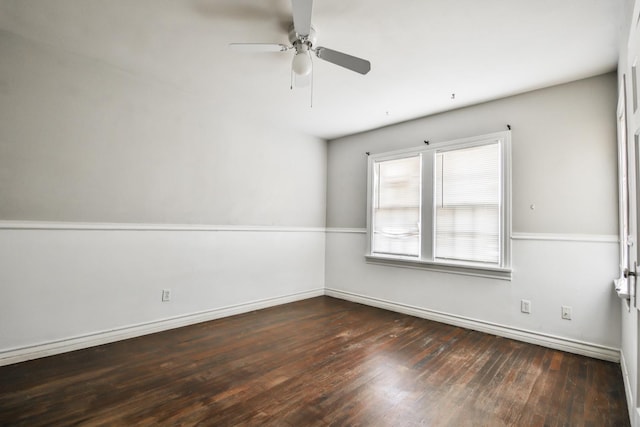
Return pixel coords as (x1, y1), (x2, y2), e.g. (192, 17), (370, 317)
(0, 0), (625, 140)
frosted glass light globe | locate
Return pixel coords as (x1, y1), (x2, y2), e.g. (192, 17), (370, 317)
(292, 52), (312, 76)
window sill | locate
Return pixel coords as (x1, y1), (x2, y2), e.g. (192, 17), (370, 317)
(365, 255), (512, 281)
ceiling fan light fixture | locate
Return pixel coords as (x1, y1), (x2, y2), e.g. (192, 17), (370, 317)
(230, 2), (371, 86)
(292, 50), (312, 76)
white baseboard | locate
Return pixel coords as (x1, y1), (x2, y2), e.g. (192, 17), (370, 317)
(0, 288), (324, 367)
(1, 287), (622, 367)
(621, 350), (636, 426)
(325, 288), (621, 362)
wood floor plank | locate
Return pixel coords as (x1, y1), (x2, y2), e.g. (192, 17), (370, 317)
(0, 296), (629, 426)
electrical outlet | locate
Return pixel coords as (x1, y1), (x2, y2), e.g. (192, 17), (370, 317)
(162, 289), (171, 302)
(521, 299), (531, 314)
(561, 305), (572, 320)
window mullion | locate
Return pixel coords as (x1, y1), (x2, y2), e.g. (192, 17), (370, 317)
(421, 151), (434, 261)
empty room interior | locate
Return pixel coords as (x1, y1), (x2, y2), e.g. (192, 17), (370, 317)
(2, 0), (640, 425)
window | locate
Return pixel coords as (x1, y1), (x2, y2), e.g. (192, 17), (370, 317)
(366, 131), (511, 280)
(371, 155), (421, 257)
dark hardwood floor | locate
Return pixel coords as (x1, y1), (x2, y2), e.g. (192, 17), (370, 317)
(0, 296), (629, 426)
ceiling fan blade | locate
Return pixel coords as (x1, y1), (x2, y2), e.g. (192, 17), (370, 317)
(291, 0), (313, 37)
(228, 43), (289, 53)
(315, 47), (371, 75)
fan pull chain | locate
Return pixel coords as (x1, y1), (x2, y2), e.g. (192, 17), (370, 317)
(310, 53), (314, 108)
(290, 68), (294, 90)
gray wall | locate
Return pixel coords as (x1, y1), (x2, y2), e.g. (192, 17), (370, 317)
(0, 30), (326, 227)
(327, 74), (618, 235)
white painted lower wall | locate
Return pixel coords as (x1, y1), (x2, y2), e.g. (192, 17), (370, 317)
(0, 223), (624, 366)
(0, 222), (325, 366)
(325, 229), (622, 361)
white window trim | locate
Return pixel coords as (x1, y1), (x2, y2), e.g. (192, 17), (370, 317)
(366, 131), (512, 280)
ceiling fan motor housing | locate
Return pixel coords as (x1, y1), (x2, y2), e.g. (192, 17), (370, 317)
(289, 25), (317, 51)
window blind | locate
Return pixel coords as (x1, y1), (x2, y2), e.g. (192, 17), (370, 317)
(372, 155), (421, 257)
(435, 143), (500, 264)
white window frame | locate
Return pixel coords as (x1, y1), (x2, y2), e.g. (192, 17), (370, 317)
(366, 131), (512, 280)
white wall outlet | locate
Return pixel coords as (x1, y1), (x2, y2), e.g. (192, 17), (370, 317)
(561, 305), (572, 320)
(161, 289), (171, 302)
(521, 299), (531, 314)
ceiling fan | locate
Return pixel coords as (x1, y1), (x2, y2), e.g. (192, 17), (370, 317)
(229, 0), (371, 87)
